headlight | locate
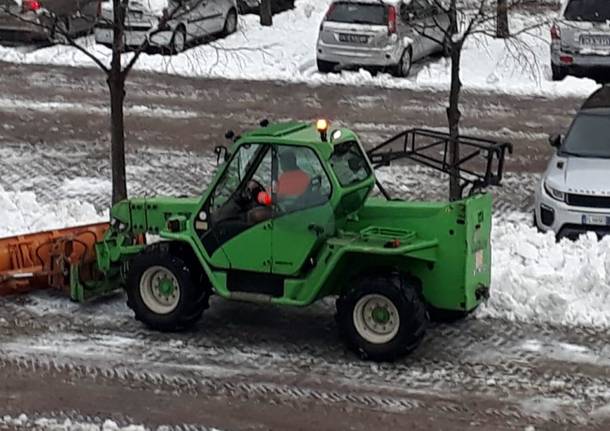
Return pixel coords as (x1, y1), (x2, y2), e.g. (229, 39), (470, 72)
(544, 181), (565, 201)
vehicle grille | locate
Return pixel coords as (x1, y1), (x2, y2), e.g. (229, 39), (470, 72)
(566, 193), (610, 209)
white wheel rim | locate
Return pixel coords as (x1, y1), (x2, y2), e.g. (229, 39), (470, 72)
(139, 266), (181, 314)
(174, 31), (185, 53)
(227, 12), (237, 33)
(402, 51), (411, 72)
(353, 294), (400, 344)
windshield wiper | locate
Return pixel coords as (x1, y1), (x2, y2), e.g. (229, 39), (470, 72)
(351, 19), (379, 25)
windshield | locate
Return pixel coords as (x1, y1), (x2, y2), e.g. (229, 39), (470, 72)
(561, 112), (610, 158)
(326, 2), (388, 25)
(330, 141), (372, 186)
(564, 0), (610, 22)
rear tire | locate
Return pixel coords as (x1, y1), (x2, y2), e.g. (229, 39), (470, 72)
(392, 48), (412, 78)
(126, 250), (210, 331)
(336, 272), (428, 362)
(551, 64), (567, 81)
(317, 58), (337, 73)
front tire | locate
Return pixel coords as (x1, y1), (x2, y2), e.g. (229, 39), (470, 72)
(169, 26), (186, 55)
(317, 58), (337, 73)
(126, 251), (210, 331)
(222, 8), (238, 36)
(336, 273), (428, 362)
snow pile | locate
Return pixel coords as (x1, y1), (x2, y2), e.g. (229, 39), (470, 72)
(479, 216), (610, 327)
(0, 185), (105, 238)
(0, 415), (146, 431)
(0, 1), (599, 97)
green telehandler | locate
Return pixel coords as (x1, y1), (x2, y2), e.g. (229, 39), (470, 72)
(0, 120), (511, 361)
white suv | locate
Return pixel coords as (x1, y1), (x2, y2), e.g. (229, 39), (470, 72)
(534, 86), (610, 239)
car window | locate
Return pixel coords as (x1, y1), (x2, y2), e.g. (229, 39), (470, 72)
(326, 2), (388, 25)
(330, 141), (372, 187)
(564, 0), (610, 22)
(562, 112), (610, 158)
(400, 0), (431, 20)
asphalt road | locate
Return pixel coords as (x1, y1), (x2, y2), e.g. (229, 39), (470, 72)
(0, 61), (603, 431)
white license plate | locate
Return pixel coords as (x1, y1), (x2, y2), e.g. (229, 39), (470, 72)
(94, 28), (112, 43)
(582, 214), (610, 226)
(475, 249), (485, 274)
(580, 34), (610, 46)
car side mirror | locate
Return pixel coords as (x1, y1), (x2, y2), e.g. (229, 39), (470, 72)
(214, 145), (229, 165)
(548, 134), (562, 148)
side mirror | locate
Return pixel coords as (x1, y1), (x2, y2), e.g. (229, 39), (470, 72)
(214, 145), (229, 165)
(548, 134), (562, 148)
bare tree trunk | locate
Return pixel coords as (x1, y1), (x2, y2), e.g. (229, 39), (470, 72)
(447, 0), (461, 201)
(109, 0), (127, 204)
(496, 0), (509, 38)
(260, 0), (272, 26)
(447, 43), (462, 201)
(108, 75), (127, 204)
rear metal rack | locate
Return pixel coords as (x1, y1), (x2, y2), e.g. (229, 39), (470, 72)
(366, 128), (513, 199)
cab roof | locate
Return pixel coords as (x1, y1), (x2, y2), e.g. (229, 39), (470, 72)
(240, 121), (358, 147)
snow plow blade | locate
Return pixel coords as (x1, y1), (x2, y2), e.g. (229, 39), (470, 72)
(0, 223), (109, 298)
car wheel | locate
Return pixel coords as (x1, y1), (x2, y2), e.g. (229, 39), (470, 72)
(392, 48), (412, 78)
(222, 8), (238, 36)
(317, 58), (337, 74)
(336, 272), (428, 362)
(126, 250), (210, 331)
(551, 64), (567, 81)
(169, 26), (186, 55)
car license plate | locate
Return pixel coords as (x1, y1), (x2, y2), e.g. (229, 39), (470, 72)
(475, 249), (485, 274)
(338, 33), (368, 44)
(582, 214), (610, 226)
(580, 34), (610, 46)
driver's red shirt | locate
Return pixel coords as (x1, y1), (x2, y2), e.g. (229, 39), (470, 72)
(277, 170), (310, 198)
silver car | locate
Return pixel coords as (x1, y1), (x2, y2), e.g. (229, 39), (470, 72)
(534, 86), (610, 239)
(95, 0), (238, 54)
(316, 0), (449, 77)
(550, 0), (610, 80)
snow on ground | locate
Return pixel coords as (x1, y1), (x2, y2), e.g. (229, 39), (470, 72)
(1, 183), (610, 329)
(0, 0), (599, 97)
(0, 184), (106, 237)
(0, 414), (147, 431)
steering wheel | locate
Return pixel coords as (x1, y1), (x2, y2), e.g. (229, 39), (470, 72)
(238, 179), (266, 206)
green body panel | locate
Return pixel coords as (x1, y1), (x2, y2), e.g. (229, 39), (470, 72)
(77, 121), (493, 314)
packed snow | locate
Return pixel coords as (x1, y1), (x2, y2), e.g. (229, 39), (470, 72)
(0, 0), (599, 97)
(0, 415), (148, 431)
(1, 185), (610, 329)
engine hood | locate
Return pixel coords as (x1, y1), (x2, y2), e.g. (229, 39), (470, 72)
(546, 154), (610, 196)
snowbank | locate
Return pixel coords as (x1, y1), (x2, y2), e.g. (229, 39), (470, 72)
(0, 1), (599, 97)
(0, 185), (105, 238)
(480, 215), (610, 328)
(0, 415), (147, 431)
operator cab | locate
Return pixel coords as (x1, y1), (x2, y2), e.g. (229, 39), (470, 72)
(194, 120), (375, 284)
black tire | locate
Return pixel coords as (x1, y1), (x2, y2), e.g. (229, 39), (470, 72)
(551, 64), (567, 81)
(392, 48), (412, 78)
(168, 26), (186, 55)
(222, 8), (238, 36)
(317, 58), (337, 73)
(336, 273), (428, 362)
(126, 249), (210, 332)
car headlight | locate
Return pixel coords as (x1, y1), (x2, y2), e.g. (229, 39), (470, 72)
(544, 181), (565, 201)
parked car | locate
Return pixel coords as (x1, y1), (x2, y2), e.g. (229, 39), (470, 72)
(236, 0), (294, 14)
(534, 86), (610, 239)
(550, 0), (610, 81)
(316, 0), (449, 77)
(0, 0), (98, 44)
(94, 0), (238, 54)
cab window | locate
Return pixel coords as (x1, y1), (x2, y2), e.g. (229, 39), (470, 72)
(275, 146), (332, 214)
(330, 141), (371, 187)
